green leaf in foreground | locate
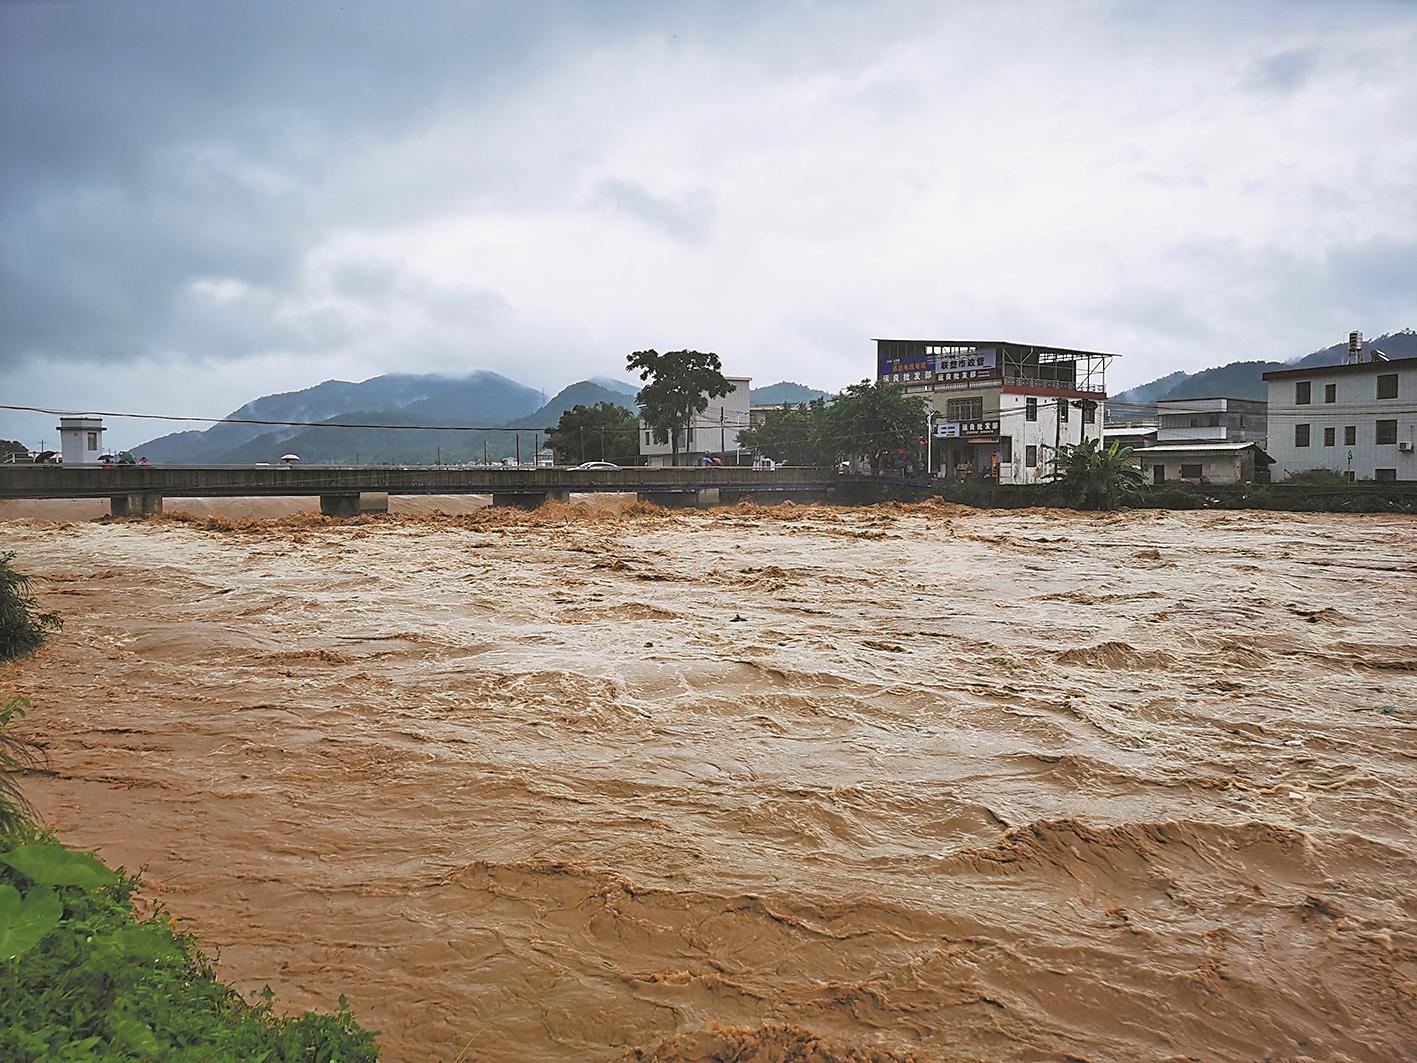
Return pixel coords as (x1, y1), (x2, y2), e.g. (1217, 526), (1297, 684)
(0, 841), (120, 888)
(0, 882), (62, 960)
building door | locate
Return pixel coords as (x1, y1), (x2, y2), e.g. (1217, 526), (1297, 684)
(1152, 464), (1165, 484)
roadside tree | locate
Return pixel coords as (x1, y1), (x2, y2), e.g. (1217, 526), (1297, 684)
(546, 402), (639, 465)
(737, 399), (833, 466)
(626, 349), (731, 466)
(827, 381), (929, 475)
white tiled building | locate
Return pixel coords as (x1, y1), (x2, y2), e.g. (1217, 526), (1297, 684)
(1263, 356), (1417, 481)
(639, 376), (751, 466)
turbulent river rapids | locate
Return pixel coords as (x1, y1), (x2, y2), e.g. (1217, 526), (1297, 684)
(3, 500), (1415, 1061)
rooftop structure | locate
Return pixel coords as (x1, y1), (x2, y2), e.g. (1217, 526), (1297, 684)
(56, 416), (105, 465)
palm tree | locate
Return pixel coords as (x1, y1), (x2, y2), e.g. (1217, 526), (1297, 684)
(1048, 438), (1145, 510)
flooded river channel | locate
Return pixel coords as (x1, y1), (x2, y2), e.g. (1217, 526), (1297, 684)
(3, 502), (1415, 1061)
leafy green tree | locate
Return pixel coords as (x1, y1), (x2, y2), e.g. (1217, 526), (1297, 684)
(1048, 438), (1145, 509)
(546, 402), (640, 465)
(827, 381), (929, 474)
(737, 399), (834, 466)
(627, 349), (732, 466)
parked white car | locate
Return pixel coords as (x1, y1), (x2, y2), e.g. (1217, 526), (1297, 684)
(571, 461), (619, 470)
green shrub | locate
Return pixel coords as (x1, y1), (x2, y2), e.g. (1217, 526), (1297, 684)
(1283, 467), (1348, 485)
(0, 829), (379, 1061)
(1, 552), (61, 662)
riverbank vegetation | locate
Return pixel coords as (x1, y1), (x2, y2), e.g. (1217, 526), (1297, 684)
(1, 552), (61, 663)
(1, 572), (379, 1059)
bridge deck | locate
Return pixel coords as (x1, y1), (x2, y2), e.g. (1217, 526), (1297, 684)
(0, 464), (839, 500)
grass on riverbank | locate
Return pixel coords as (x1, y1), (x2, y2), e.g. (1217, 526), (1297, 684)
(0, 819), (379, 1061)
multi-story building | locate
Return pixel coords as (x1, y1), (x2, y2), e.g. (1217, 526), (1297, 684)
(640, 376), (751, 467)
(1262, 355), (1417, 481)
(1155, 397), (1267, 445)
(875, 339), (1115, 482)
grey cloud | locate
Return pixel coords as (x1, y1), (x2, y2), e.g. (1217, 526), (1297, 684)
(591, 179), (716, 243)
(1246, 48), (1322, 93)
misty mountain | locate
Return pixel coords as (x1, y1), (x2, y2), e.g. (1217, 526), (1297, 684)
(1109, 329), (1416, 415)
(135, 371), (542, 463)
(749, 381), (830, 405)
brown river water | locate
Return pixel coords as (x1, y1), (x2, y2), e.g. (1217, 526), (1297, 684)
(2, 501), (1415, 1062)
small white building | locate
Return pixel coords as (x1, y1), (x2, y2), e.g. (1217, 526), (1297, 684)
(1133, 441), (1274, 485)
(57, 416), (105, 464)
(640, 376), (751, 466)
(1263, 354), (1417, 481)
(1156, 397), (1267, 445)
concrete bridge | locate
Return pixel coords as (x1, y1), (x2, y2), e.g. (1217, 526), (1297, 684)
(0, 464), (842, 515)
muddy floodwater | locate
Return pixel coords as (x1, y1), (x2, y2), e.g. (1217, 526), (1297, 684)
(4, 502), (1415, 1062)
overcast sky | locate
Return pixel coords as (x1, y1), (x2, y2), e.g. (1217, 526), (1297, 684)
(3, 0), (1416, 448)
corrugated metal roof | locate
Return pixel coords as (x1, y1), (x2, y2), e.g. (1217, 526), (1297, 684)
(1133, 442), (1265, 453)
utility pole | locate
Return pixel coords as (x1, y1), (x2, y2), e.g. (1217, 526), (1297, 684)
(515, 433), (521, 466)
(926, 409), (936, 477)
(436, 445), (441, 466)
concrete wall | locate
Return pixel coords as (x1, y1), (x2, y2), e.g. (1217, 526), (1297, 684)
(1266, 362), (1417, 481)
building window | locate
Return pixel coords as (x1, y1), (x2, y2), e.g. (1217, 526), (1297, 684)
(1324, 383), (1336, 403)
(1377, 374), (1398, 400)
(1295, 424), (1310, 447)
(1344, 425), (1356, 446)
(1189, 417), (1201, 427)
(1082, 402), (1096, 424)
(1323, 427), (1335, 446)
(1153, 464), (1165, 484)
(946, 397), (983, 422)
(644, 431), (651, 447)
(1375, 468), (1397, 482)
(653, 428), (668, 445)
(1059, 399), (1070, 422)
(1025, 397), (1037, 422)
(1180, 464), (1203, 479)
(1025, 445), (1037, 468)
(1376, 419), (1397, 445)
(86, 432), (98, 449)
(1295, 381), (1311, 404)
(1206, 414), (1220, 427)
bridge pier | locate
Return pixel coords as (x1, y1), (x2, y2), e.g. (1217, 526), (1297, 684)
(636, 488), (720, 508)
(490, 489), (571, 509)
(109, 493), (164, 517)
(319, 492), (388, 517)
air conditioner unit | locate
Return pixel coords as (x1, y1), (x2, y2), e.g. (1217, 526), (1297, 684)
(1399, 440), (1415, 452)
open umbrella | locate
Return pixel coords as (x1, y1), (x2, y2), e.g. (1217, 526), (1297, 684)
(279, 454), (302, 464)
